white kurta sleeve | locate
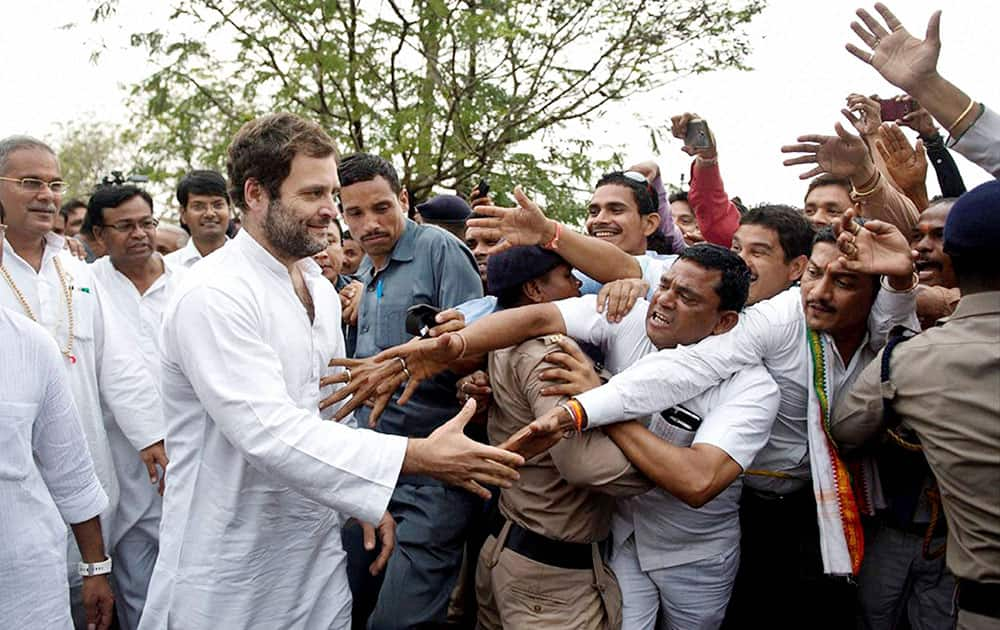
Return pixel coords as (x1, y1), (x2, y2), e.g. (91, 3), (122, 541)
(92, 277), (166, 451)
(33, 332), (109, 525)
(576, 289), (800, 428)
(167, 286), (407, 525)
(867, 279), (919, 350)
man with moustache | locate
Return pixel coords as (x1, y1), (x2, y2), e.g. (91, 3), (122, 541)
(164, 169), (231, 268)
(912, 198), (961, 328)
(87, 184), (187, 628)
(139, 114), (522, 630)
(0, 135), (166, 626)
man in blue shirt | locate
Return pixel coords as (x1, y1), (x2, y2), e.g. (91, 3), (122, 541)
(337, 153), (483, 629)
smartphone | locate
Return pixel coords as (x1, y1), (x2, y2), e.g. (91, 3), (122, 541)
(474, 178), (490, 200)
(684, 119), (714, 150)
(878, 98), (917, 122)
(660, 406), (703, 432)
(405, 303), (442, 338)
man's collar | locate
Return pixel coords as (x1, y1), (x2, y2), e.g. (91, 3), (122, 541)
(388, 218), (417, 263)
(234, 228), (291, 279)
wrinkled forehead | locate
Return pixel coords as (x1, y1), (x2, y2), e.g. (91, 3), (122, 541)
(2, 147), (60, 178)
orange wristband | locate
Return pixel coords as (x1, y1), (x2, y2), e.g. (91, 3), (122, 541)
(542, 221), (561, 250)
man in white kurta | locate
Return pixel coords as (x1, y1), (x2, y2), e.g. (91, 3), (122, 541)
(140, 113), (522, 629)
(0, 305), (111, 628)
(0, 137), (166, 619)
(89, 184), (188, 628)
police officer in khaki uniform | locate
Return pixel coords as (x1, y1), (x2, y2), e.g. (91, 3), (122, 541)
(474, 245), (651, 630)
(832, 180), (1000, 630)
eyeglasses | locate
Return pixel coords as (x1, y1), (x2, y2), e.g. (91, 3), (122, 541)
(100, 218), (160, 233)
(0, 176), (68, 195)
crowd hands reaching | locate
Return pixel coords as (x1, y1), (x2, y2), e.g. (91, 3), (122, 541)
(1, 3), (997, 630)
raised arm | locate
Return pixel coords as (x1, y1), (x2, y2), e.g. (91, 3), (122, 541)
(468, 186), (641, 283)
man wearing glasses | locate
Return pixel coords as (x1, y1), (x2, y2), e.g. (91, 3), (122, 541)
(88, 183), (187, 628)
(0, 135), (165, 626)
(164, 169), (232, 269)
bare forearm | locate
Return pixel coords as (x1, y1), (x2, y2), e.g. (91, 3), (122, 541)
(906, 74), (977, 139)
(461, 303), (567, 357)
(70, 517), (107, 563)
(605, 422), (734, 508)
(554, 225), (641, 282)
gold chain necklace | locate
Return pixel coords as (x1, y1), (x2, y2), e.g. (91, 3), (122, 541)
(0, 256), (76, 363)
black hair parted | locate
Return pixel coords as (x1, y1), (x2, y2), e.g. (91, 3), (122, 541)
(86, 185), (154, 228)
(677, 242), (751, 312)
(338, 153), (402, 194)
(740, 204), (815, 261)
(176, 170), (229, 208)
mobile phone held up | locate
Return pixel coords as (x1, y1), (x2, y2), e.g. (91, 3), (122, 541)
(878, 98), (917, 122)
(473, 178), (490, 200)
(405, 303), (442, 338)
(684, 119), (714, 150)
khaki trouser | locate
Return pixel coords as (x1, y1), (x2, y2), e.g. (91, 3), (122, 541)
(475, 523), (623, 630)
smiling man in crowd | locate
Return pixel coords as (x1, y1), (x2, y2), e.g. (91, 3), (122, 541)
(164, 169), (231, 269)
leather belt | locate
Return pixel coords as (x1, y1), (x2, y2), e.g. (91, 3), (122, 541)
(488, 510), (594, 570)
(957, 578), (1000, 619)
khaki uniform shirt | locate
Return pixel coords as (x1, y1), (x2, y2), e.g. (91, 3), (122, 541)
(832, 291), (1000, 583)
(487, 335), (651, 544)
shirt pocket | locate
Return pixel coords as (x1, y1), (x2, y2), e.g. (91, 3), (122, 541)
(69, 288), (99, 343)
(375, 302), (412, 350)
(0, 402), (38, 481)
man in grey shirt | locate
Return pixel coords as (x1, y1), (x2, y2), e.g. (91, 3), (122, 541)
(336, 153), (483, 629)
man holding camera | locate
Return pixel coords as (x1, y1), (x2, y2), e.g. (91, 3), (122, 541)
(336, 153), (484, 629)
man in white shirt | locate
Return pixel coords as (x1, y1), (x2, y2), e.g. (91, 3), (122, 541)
(163, 169), (230, 268)
(0, 303), (114, 630)
(88, 184), (185, 629)
(0, 135), (166, 624)
(140, 113), (522, 629)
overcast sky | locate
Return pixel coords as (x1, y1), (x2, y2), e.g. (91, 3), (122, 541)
(1, 0), (995, 211)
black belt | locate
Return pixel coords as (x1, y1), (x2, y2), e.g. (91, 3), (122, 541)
(957, 579), (1000, 619)
(488, 510), (594, 570)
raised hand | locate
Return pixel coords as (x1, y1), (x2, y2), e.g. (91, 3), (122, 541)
(538, 336), (602, 398)
(897, 98), (938, 138)
(466, 186), (556, 255)
(835, 208), (914, 278)
(626, 160), (661, 183)
(782, 121), (872, 180)
(846, 4), (942, 93)
(320, 356), (401, 424)
(875, 123), (928, 198)
(596, 278), (649, 323)
(407, 399), (525, 499)
(670, 112), (718, 160)
(843, 93), (883, 138)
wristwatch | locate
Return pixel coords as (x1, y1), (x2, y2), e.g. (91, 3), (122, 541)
(78, 556), (112, 577)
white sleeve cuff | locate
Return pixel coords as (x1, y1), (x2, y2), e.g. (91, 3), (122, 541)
(576, 383), (626, 429)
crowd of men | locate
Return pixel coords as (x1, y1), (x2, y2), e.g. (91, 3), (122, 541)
(1, 4), (997, 630)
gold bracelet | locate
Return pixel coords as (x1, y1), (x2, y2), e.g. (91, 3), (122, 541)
(948, 99), (977, 135)
(852, 170), (882, 198)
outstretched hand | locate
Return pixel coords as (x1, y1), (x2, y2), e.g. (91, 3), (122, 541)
(781, 121), (872, 180)
(875, 123), (928, 194)
(410, 399), (525, 499)
(846, 3), (942, 93)
(834, 208), (914, 278)
(466, 186), (556, 255)
(497, 404), (577, 461)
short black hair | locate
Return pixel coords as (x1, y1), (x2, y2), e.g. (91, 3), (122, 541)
(668, 190), (688, 204)
(60, 198), (87, 220)
(176, 170), (229, 208)
(677, 243), (751, 312)
(86, 185), (154, 227)
(338, 153), (402, 194)
(805, 174), (852, 203)
(595, 172), (657, 215)
(342, 230), (354, 241)
(740, 204), (815, 261)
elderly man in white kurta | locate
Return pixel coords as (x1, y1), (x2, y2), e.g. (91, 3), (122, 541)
(0, 304), (113, 629)
(139, 113), (522, 629)
(0, 136), (166, 621)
